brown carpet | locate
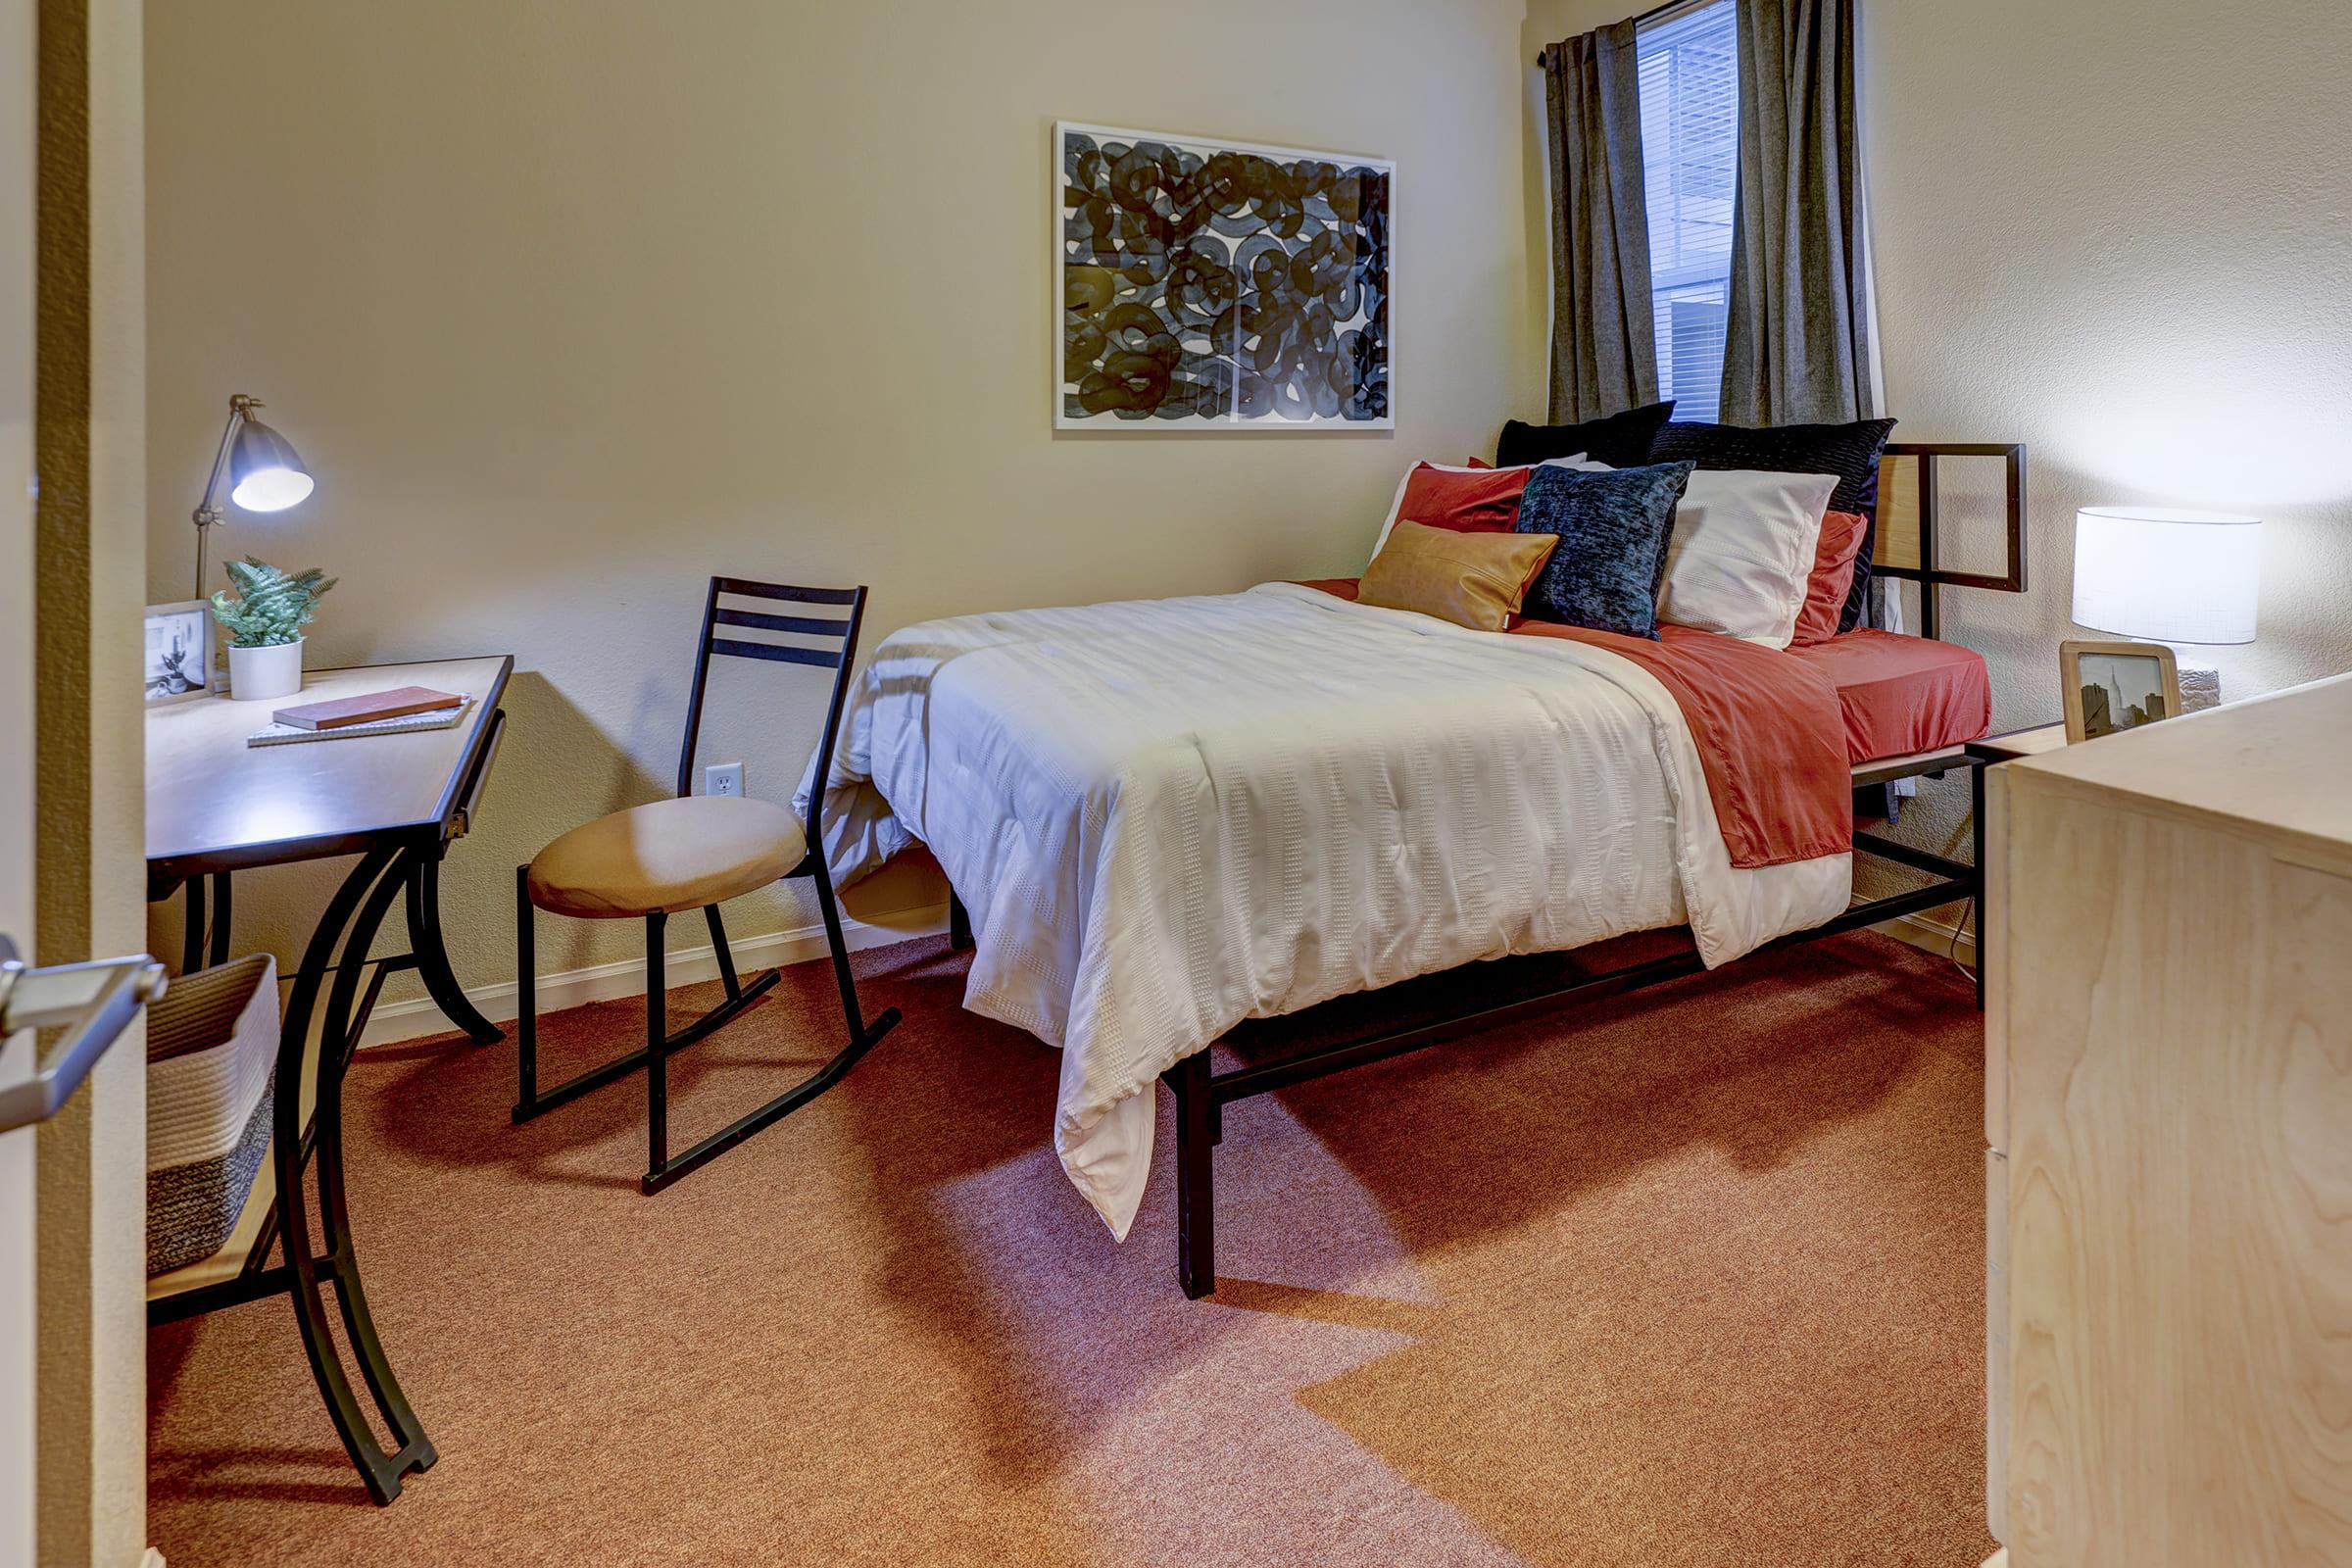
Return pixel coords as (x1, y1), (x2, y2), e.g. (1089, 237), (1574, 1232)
(148, 930), (1995, 1568)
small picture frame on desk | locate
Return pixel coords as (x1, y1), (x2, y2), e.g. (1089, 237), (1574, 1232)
(2060, 638), (2180, 744)
(144, 600), (214, 706)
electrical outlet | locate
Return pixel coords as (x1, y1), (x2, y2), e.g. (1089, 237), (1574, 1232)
(705, 761), (744, 798)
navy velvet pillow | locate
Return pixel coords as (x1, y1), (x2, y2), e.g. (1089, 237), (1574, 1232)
(1494, 401), (1676, 470)
(1511, 462), (1694, 640)
(1645, 416), (1898, 634)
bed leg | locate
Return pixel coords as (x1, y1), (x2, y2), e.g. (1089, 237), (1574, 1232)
(947, 890), (973, 953)
(1171, 1051), (1216, 1299)
(1972, 759), (1988, 1013)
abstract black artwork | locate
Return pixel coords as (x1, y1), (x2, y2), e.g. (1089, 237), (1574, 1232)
(1057, 122), (1393, 429)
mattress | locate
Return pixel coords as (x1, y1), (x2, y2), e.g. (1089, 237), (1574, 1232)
(1787, 629), (1992, 765)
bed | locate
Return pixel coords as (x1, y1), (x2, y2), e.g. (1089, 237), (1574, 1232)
(804, 442), (2025, 1298)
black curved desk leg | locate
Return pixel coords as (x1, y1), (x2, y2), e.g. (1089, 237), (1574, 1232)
(275, 847), (438, 1505)
(179, 876), (206, 975)
(178, 871), (237, 975)
(406, 852), (504, 1044)
(208, 871), (233, 968)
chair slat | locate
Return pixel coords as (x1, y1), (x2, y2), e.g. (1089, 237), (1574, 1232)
(711, 578), (860, 606)
(710, 638), (841, 668)
(712, 607), (852, 639)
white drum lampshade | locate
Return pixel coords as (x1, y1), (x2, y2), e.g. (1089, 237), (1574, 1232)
(2072, 506), (2263, 645)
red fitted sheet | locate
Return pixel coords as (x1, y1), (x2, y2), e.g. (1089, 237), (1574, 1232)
(1786, 629), (1992, 765)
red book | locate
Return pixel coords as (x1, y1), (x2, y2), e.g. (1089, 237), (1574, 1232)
(271, 686), (464, 731)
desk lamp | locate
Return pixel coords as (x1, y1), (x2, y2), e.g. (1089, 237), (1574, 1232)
(188, 393), (313, 597)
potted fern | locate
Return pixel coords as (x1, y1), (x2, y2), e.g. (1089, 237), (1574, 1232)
(211, 557), (336, 701)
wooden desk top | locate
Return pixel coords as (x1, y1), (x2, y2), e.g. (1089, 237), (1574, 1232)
(146, 655), (512, 879)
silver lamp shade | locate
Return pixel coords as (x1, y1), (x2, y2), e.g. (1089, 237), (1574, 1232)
(227, 414), (314, 512)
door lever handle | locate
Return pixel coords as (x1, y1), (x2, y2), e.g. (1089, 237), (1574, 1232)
(0, 936), (168, 1134)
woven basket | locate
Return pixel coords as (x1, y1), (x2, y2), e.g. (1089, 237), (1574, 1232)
(146, 954), (277, 1277)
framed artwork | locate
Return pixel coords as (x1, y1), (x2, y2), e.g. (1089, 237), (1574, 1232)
(145, 600), (215, 706)
(1055, 121), (1393, 431)
(2061, 638), (2180, 743)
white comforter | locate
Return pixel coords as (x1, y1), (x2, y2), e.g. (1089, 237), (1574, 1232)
(803, 583), (1850, 1239)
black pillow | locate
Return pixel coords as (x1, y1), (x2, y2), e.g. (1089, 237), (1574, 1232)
(1512, 462), (1694, 641)
(1494, 401), (1676, 471)
(1645, 416), (1898, 635)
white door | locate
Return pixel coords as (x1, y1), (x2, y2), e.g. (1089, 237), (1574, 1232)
(2, 0), (41, 1552)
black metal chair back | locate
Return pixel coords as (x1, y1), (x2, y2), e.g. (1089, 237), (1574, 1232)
(673, 577), (869, 842)
(514, 573), (899, 1199)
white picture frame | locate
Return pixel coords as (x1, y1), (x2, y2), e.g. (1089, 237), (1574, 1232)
(145, 600), (215, 706)
(1054, 120), (1395, 432)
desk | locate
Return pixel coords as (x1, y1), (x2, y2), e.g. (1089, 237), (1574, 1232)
(143, 655), (511, 1505)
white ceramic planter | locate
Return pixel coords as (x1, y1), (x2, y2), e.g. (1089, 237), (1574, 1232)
(227, 637), (304, 702)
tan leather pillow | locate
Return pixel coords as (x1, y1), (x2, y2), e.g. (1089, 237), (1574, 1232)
(1357, 520), (1558, 632)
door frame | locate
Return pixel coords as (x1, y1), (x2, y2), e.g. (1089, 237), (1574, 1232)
(3, 0), (42, 1552)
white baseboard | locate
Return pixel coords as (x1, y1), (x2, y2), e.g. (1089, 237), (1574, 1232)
(1876, 908), (1978, 967)
(358, 902), (948, 1049)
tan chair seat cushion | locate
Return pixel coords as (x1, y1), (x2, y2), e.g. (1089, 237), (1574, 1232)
(527, 796), (807, 919)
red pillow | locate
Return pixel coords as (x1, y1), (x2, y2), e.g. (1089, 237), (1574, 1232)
(1791, 511), (1870, 646)
(1393, 463), (1531, 533)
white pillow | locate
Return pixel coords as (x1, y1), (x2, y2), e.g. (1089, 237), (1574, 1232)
(1367, 456), (1590, 559)
(1655, 469), (1838, 649)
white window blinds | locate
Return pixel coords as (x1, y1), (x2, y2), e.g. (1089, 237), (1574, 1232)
(1637, 0), (1740, 422)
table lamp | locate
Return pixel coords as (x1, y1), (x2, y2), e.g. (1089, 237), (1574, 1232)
(188, 393), (314, 597)
(2073, 504), (2262, 709)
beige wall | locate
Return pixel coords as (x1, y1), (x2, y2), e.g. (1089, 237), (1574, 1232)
(144, 0), (1543, 1001)
(1528, 0), (2352, 890)
(148, 0), (2352, 1001)
(1860, 0), (2352, 708)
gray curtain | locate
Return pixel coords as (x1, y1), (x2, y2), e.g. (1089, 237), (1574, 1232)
(1543, 22), (1657, 423)
(1719, 0), (1874, 425)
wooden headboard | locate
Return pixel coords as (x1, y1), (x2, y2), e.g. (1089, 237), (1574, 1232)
(1872, 442), (2028, 639)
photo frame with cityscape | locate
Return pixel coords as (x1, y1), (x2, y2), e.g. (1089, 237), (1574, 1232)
(2060, 638), (2181, 744)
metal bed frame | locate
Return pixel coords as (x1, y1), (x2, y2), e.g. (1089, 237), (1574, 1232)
(959, 442), (2030, 1299)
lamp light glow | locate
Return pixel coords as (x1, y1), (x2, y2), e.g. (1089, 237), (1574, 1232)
(229, 466), (314, 512)
(2072, 505), (2262, 646)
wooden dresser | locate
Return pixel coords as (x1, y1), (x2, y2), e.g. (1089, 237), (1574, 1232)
(1984, 674), (2352, 1567)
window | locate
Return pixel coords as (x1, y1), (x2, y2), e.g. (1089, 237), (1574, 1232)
(1637, 0), (1740, 422)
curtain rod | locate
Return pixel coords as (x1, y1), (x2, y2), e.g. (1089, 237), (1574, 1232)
(1535, 0), (1716, 65)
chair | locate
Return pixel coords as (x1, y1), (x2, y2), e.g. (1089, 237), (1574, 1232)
(512, 577), (900, 1194)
